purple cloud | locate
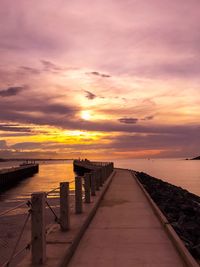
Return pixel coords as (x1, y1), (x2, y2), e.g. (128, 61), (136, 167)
(0, 86), (25, 97)
(118, 117), (138, 124)
(0, 140), (8, 149)
(19, 66), (41, 75)
(41, 60), (62, 72)
(0, 124), (32, 132)
(142, 115), (154, 121)
(84, 90), (97, 100)
(87, 71), (111, 78)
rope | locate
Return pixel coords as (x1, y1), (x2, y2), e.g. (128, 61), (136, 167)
(45, 201), (59, 223)
(3, 242), (31, 267)
(46, 181), (75, 195)
(7, 209), (31, 265)
(46, 186), (60, 196)
(0, 201), (31, 218)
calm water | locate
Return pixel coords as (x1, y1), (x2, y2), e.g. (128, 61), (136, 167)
(0, 158), (200, 204)
(114, 158), (200, 195)
(0, 160), (75, 203)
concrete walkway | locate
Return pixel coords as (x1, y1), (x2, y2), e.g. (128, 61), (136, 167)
(68, 169), (186, 267)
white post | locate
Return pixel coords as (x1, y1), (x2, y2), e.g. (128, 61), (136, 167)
(31, 192), (46, 265)
(60, 182), (70, 231)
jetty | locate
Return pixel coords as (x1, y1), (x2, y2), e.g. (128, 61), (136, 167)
(73, 159), (113, 175)
(0, 163), (39, 190)
(2, 160), (199, 267)
(68, 168), (190, 267)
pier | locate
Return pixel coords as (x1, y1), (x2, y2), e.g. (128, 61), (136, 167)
(2, 160), (199, 267)
(0, 164), (39, 190)
(68, 168), (191, 267)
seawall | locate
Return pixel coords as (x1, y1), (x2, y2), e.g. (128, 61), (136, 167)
(0, 164), (39, 190)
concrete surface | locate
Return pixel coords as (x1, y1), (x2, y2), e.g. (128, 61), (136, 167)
(67, 169), (187, 267)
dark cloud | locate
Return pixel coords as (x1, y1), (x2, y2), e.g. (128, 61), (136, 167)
(0, 124), (32, 132)
(0, 149), (59, 159)
(142, 115), (154, 121)
(11, 142), (43, 150)
(104, 130), (200, 157)
(0, 133), (33, 137)
(118, 117), (138, 124)
(0, 97), (79, 129)
(20, 66), (41, 75)
(0, 140), (7, 149)
(0, 86), (25, 97)
(39, 103), (77, 114)
(41, 60), (62, 72)
(87, 71), (111, 78)
(1, 98), (200, 137)
(84, 90), (97, 100)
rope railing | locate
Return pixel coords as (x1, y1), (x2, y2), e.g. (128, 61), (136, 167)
(45, 200), (60, 223)
(0, 179), (78, 267)
(0, 201), (31, 218)
(2, 243), (32, 267)
(8, 211), (31, 264)
(46, 180), (75, 196)
(1, 162), (114, 266)
(1, 201), (32, 267)
(46, 186), (60, 196)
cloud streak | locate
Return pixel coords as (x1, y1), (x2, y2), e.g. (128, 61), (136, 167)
(118, 117), (138, 124)
(0, 86), (25, 97)
(84, 90), (97, 100)
(87, 71), (111, 78)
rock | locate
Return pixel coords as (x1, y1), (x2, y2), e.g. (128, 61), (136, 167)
(136, 171), (200, 260)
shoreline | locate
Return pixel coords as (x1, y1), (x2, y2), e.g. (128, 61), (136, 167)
(136, 171), (200, 261)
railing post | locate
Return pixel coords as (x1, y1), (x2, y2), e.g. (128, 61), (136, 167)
(95, 171), (100, 191)
(60, 182), (70, 231)
(75, 176), (82, 214)
(31, 192), (46, 265)
(99, 169), (103, 186)
(84, 173), (91, 203)
(104, 166), (107, 181)
(90, 172), (96, 196)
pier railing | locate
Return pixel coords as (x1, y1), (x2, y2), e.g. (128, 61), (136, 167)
(0, 201), (32, 267)
(1, 161), (114, 266)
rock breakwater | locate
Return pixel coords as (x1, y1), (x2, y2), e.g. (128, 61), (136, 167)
(136, 171), (200, 260)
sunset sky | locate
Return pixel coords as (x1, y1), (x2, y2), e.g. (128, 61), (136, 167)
(0, 0), (200, 159)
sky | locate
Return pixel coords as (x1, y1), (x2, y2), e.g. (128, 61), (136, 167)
(0, 0), (200, 159)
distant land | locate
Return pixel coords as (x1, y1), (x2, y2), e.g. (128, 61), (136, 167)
(186, 156), (200, 160)
(0, 158), (74, 162)
(191, 156), (200, 160)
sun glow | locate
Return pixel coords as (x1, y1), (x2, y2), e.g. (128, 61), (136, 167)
(81, 110), (91, 120)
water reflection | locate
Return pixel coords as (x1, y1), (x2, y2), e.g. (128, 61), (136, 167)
(0, 161), (75, 202)
(1, 158), (200, 202)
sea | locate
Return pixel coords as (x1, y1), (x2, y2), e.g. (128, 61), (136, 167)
(0, 158), (200, 203)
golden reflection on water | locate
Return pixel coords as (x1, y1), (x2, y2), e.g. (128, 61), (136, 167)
(1, 158), (200, 202)
(0, 161), (75, 202)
